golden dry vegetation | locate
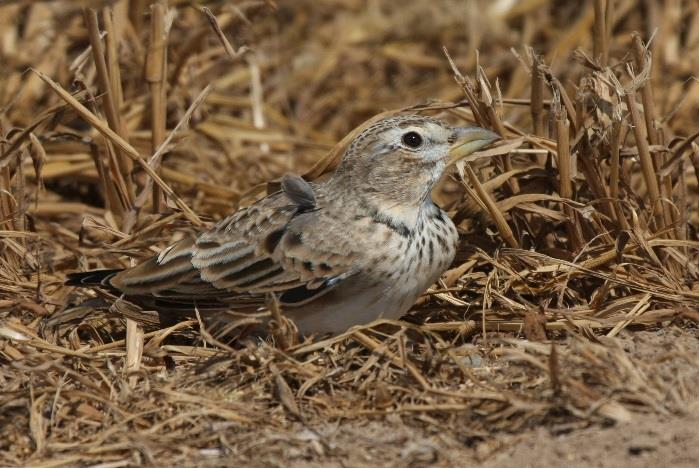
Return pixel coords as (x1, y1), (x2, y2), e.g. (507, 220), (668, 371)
(1, 0), (698, 466)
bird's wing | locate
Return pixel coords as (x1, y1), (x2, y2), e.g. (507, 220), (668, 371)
(110, 189), (359, 308)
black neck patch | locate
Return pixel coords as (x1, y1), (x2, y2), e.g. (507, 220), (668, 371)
(361, 203), (412, 238)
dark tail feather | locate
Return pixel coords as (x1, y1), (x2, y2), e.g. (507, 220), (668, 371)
(66, 269), (123, 287)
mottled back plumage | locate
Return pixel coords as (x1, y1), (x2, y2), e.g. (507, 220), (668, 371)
(68, 116), (499, 335)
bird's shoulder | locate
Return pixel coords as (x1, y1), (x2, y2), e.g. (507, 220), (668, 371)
(188, 185), (361, 293)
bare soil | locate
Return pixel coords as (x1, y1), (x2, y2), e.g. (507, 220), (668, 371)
(273, 328), (699, 468)
(104, 327), (696, 468)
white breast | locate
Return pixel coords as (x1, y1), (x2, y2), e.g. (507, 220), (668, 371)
(388, 207), (458, 315)
(287, 206), (458, 335)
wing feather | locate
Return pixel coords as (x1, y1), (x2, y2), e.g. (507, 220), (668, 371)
(106, 187), (360, 311)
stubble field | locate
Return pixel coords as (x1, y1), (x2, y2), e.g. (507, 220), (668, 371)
(1, 1), (698, 466)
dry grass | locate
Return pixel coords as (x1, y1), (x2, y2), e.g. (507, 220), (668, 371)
(1, 0), (699, 466)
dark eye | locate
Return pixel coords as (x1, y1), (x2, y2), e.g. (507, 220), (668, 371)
(401, 131), (423, 148)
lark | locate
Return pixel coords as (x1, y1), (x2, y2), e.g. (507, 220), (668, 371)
(68, 116), (498, 335)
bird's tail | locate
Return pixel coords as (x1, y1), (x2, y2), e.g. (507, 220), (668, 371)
(66, 269), (122, 287)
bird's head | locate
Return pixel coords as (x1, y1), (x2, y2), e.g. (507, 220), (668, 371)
(332, 115), (499, 222)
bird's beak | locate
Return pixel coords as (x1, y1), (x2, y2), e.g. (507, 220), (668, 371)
(448, 127), (501, 165)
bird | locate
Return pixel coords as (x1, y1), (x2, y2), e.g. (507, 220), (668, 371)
(67, 115), (499, 336)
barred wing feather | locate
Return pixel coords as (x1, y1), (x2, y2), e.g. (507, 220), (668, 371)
(109, 190), (358, 310)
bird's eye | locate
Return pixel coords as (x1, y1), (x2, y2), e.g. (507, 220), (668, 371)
(401, 131), (423, 149)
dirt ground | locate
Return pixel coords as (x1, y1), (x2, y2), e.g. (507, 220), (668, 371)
(268, 412), (699, 468)
(487, 413), (699, 468)
(141, 327), (699, 468)
(485, 331), (699, 468)
(276, 328), (699, 468)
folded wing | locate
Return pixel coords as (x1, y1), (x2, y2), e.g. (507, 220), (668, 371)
(109, 188), (358, 310)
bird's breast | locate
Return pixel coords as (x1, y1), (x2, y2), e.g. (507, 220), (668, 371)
(288, 208), (458, 334)
(406, 208), (458, 284)
(368, 207), (458, 313)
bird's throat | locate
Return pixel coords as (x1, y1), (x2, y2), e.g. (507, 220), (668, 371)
(359, 194), (441, 238)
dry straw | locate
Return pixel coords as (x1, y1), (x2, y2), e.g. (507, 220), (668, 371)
(1, 1), (698, 465)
